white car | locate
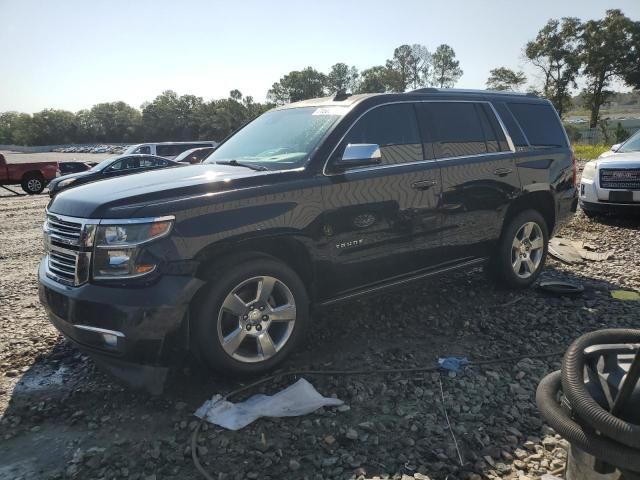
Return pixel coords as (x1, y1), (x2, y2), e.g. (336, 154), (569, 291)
(579, 130), (640, 217)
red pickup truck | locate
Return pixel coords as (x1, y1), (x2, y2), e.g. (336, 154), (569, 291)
(0, 153), (58, 194)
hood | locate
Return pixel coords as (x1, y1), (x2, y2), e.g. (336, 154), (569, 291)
(48, 164), (274, 219)
(599, 149), (640, 159)
(594, 151), (640, 168)
(50, 170), (95, 185)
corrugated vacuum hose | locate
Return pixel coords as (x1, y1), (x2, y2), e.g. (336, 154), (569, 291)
(537, 329), (640, 479)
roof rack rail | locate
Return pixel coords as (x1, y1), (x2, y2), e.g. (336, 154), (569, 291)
(410, 87), (538, 97)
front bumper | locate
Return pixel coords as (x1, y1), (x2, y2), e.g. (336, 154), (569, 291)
(579, 177), (640, 215)
(579, 199), (640, 216)
(38, 260), (203, 390)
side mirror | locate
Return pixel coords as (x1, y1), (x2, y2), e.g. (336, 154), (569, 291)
(334, 143), (382, 170)
(611, 143), (622, 152)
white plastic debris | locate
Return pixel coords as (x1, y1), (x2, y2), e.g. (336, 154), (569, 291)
(194, 378), (344, 430)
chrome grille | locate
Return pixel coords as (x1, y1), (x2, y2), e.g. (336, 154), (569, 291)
(44, 213), (96, 286)
(600, 168), (640, 190)
(46, 214), (83, 247)
(47, 246), (78, 285)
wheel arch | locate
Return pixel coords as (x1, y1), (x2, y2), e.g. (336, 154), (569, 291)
(21, 170), (45, 182)
(193, 233), (318, 302)
(503, 190), (556, 237)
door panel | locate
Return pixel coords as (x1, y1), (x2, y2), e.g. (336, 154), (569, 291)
(416, 101), (521, 262)
(322, 162), (441, 295)
(321, 103), (442, 297)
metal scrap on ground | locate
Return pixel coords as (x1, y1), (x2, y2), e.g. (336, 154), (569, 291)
(548, 236), (614, 264)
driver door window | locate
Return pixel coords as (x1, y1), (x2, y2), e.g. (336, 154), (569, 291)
(341, 103), (423, 166)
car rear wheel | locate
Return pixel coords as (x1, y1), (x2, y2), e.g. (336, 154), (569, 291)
(21, 173), (45, 194)
(486, 209), (549, 288)
(192, 257), (309, 376)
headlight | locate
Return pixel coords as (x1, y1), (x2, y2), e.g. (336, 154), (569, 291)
(57, 177), (77, 188)
(93, 217), (174, 279)
(581, 162), (596, 181)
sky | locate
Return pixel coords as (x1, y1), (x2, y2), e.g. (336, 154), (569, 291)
(1, 0), (639, 113)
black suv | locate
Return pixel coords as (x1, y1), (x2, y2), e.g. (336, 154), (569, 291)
(39, 89), (577, 388)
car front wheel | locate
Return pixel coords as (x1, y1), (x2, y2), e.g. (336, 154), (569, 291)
(487, 209), (549, 288)
(193, 257), (309, 376)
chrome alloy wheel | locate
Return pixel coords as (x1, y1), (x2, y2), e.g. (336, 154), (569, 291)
(511, 221), (544, 279)
(217, 276), (296, 363)
(27, 178), (42, 192)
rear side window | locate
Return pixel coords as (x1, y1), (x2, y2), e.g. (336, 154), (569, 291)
(493, 103), (528, 147)
(343, 103), (422, 165)
(507, 103), (567, 148)
(478, 104), (510, 152)
(416, 102), (488, 158)
(156, 145), (181, 157)
(134, 145), (151, 155)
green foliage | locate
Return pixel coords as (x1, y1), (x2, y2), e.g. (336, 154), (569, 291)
(486, 67), (527, 91)
(572, 144), (611, 160)
(563, 123), (582, 142)
(267, 67), (328, 105)
(580, 10), (637, 128)
(327, 63), (359, 93)
(356, 66), (401, 94)
(430, 44), (462, 88)
(525, 17), (581, 118)
(614, 122), (631, 143)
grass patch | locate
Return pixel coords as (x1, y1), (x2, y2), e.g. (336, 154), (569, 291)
(572, 144), (611, 160)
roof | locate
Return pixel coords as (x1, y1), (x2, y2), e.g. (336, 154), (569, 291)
(276, 88), (541, 111)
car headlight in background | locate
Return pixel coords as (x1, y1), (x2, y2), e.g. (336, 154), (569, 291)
(581, 161), (597, 181)
(57, 177), (77, 188)
(93, 217), (174, 279)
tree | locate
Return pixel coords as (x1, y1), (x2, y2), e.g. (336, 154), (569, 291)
(621, 21), (640, 89)
(407, 44), (432, 89)
(267, 67), (328, 104)
(0, 112), (32, 145)
(77, 101), (142, 143)
(486, 67), (527, 91)
(525, 17), (582, 118)
(29, 109), (77, 145)
(580, 10), (637, 127)
(430, 44), (463, 88)
(327, 63), (359, 92)
(141, 90), (204, 140)
(385, 44), (417, 92)
(356, 66), (403, 93)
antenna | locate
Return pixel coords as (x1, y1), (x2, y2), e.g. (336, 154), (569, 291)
(333, 89), (352, 101)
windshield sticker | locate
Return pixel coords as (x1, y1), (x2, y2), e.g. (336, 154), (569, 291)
(312, 107), (347, 116)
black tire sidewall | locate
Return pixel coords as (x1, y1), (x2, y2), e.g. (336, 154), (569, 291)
(193, 257), (309, 376)
(21, 175), (44, 194)
(492, 209), (549, 288)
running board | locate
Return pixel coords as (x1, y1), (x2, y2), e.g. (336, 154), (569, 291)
(316, 257), (488, 308)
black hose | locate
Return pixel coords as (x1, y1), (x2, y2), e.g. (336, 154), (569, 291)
(561, 329), (640, 449)
(536, 371), (640, 472)
(191, 349), (566, 480)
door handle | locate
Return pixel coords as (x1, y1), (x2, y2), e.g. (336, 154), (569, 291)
(411, 179), (438, 190)
(493, 168), (513, 177)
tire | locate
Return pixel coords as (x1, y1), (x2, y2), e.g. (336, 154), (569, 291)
(192, 256), (309, 376)
(486, 209), (549, 288)
(21, 173), (45, 194)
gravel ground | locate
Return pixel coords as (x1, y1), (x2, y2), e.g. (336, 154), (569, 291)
(1, 172), (639, 480)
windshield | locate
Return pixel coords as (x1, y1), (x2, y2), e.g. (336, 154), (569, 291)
(619, 129), (640, 153)
(204, 106), (347, 169)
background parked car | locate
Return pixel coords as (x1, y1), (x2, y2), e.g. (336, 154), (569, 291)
(0, 153), (58, 194)
(599, 128), (640, 158)
(48, 154), (181, 196)
(58, 161), (98, 175)
(173, 146), (215, 164)
(123, 141), (217, 159)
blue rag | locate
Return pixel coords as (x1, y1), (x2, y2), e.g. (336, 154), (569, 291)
(438, 357), (469, 373)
